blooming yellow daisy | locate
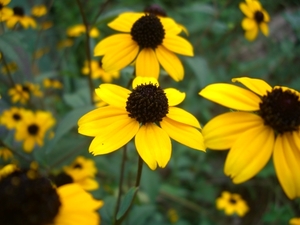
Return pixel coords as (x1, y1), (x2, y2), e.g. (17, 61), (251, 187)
(0, 0), (13, 21)
(0, 147), (13, 160)
(81, 60), (120, 82)
(0, 107), (27, 129)
(216, 191), (249, 217)
(94, 12), (193, 81)
(6, 6), (36, 29)
(239, 0), (270, 41)
(67, 24), (100, 38)
(199, 77), (300, 199)
(15, 110), (55, 152)
(8, 82), (43, 104)
(0, 166), (103, 225)
(31, 4), (47, 17)
(78, 77), (205, 170)
(290, 218), (300, 225)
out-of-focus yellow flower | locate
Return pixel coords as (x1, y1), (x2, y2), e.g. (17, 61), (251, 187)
(31, 5), (47, 17)
(67, 24), (100, 38)
(8, 83), (43, 104)
(0, 0), (13, 21)
(0, 164), (17, 179)
(43, 78), (63, 89)
(6, 6), (36, 29)
(33, 48), (49, 59)
(57, 39), (74, 49)
(41, 21), (53, 30)
(1, 61), (17, 74)
(0, 107), (27, 129)
(167, 209), (179, 224)
(290, 218), (300, 225)
(0, 147), (13, 161)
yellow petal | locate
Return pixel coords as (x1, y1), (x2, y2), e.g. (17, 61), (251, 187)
(162, 34), (194, 56)
(232, 77), (272, 96)
(156, 45), (184, 81)
(89, 117), (139, 155)
(160, 17), (182, 34)
(262, 10), (270, 22)
(239, 2), (253, 18)
(135, 123), (171, 170)
(273, 133), (300, 199)
(246, 0), (262, 12)
(167, 107), (201, 128)
(199, 83), (261, 111)
(225, 124), (274, 183)
(260, 22), (269, 36)
(95, 84), (130, 108)
(136, 48), (159, 79)
(160, 117), (205, 151)
(241, 18), (256, 30)
(108, 12), (144, 32)
(164, 88), (185, 106)
(94, 34), (131, 56)
(132, 76), (159, 89)
(203, 112), (263, 150)
(245, 27), (258, 41)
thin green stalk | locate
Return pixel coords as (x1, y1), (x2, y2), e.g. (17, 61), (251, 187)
(1, 52), (15, 87)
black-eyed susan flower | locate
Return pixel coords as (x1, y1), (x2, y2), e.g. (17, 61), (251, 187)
(43, 78), (63, 89)
(0, 166), (103, 225)
(6, 6), (36, 29)
(81, 60), (120, 82)
(8, 82), (43, 104)
(239, 0), (270, 41)
(53, 156), (99, 191)
(0, 107), (27, 129)
(94, 12), (193, 81)
(290, 218), (300, 225)
(78, 77), (205, 170)
(67, 24), (100, 38)
(0, 0), (13, 21)
(216, 191), (249, 217)
(199, 77), (300, 199)
(0, 147), (13, 161)
(14, 110), (55, 152)
(31, 4), (47, 17)
(1, 61), (18, 74)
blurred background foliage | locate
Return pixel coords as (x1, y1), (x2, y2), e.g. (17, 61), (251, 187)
(1, 0), (300, 224)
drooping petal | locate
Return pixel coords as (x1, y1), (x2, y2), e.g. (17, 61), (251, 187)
(239, 3), (253, 18)
(167, 107), (201, 128)
(262, 10), (270, 22)
(203, 112), (263, 150)
(232, 77), (272, 96)
(162, 34), (194, 56)
(95, 84), (130, 108)
(245, 28), (258, 41)
(135, 123), (171, 170)
(132, 76), (159, 89)
(136, 48), (159, 79)
(155, 45), (184, 81)
(89, 117), (139, 155)
(23, 138), (35, 153)
(164, 88), (185, 106)
(94, 34), (131, 56)
(160, 117), (205, 151)
(241, 18), (256, 30)
(225, 124), (274, 183)
(273, 133), (300, 199)
(199, 83), (261, 111)
(108, 12), (144, 32)
(260, 22), (269, 36)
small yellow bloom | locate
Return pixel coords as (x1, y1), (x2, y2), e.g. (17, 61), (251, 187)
(31, 5), (47, 17)
(8, 83), (43, 104)
(67, 24), (100, 38)
(0, 107), (27, 129)
(290, 218), (300, 225)
(0, 0), (13, 21)
(1, 61), (18, 74)
(43, 78), (63, 89)
(6, 6), (36, 29)
(216, 191), (249, 217)
(239, 0), (270, 41)
(0, 147), (13, 160)
(41, 21), (53, 30)
(167, 208), (179, 223)
(57, 39), (74, 49)
(0, 164), (17, 179)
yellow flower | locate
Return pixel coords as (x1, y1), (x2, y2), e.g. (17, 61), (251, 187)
(0, 147), (13, 160)
(0, 167), (103, 225)
(78, 77), (205, 170)
(41, 20), (53, 30)
(0, 0), (13, 21)
(8, 82), (43, 104)
(0, 107), (27, 129)
(1, 61), (18, 74)
(6, 6), (36, 29)
(66, 24), (100, 38)
(199, 77), (300, 199)
(216, 191), (249, 217)
(43, 78), (63, 89)
(58, 156), (99, 191)
(0, 164), (17, 179)
(81, 60), (120, 82)
(290, 218), (300, 225)
(239, 0), (270, 41)
(31, 5), (47, 17)
(14, 110), (55, 152)
(57, 39), (74, 49)
(167, 208), (179, 224)
(94, 12), (193, 81)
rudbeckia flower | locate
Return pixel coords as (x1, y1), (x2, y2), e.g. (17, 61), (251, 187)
(15, 110), (55, 152)
(6, 6), (36, 29)
(0, 107), (27, 129)
(94, 12), (193, 81)
(0, 148), (13, 161)
(0, 0), (13, 21)
(1, 61), (18, 74)
(239, 0), (270, 41)
(43, 78), (63, 89)
(199, 77), (300, 199)
(216, 191), (249, 217)
(67, 24), (100, 38)
(78, 77), (205, 170)
(290, 218), (300, 225)
(81, 60), (119, 82)
(0, 166), (103, 225)
(8, 82), (43, 104)
(31, 5), (47, 17)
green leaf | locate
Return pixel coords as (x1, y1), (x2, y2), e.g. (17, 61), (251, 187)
(117, 187), (139, 220)
(63, 88), (91, 108)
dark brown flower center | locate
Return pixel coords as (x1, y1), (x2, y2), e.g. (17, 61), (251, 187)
(73, 163), (83, 169)
(0, 169), (61, 225)
(254, 11), (264, 24)
(131, 13), (165, 49)
(13, 7), (25, 16)
(0, 4), (3, 10)
(144, 4), (167, 17)
(28, 124), (39, 135)
(13, 113), (21, 121)
(229, 197), (237, 204)
(126, 83), (169, 124)
(50, 172), (74, 187)
(259, 88), (300, 134)
(22, 85), (30, 93)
